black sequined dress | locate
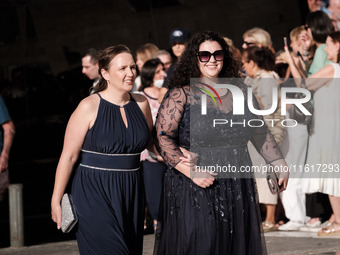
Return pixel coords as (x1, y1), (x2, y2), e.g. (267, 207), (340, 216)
(155, 84), (283, 255)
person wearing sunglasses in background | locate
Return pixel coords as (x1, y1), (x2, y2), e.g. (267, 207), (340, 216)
(155, 31), (288, 255)
(153, 50), (172, 72)
(242, 27), (275, 54)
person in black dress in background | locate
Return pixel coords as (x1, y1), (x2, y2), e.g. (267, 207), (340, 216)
(155, 31), (289, 255)
(51, 45), (153, 255)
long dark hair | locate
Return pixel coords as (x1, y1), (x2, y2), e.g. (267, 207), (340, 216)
(140, 58), (164, 91)
(306, 11), (334, 44)
(167, 31), (242, 89)
(242, 46), (276, 71)
(94, 45), (133, 93)
(328, 31), (340, 62)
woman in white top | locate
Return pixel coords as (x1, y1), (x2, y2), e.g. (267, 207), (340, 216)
(298, 31), (340, 236)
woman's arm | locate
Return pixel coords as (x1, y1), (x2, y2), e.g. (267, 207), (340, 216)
(155, 87), (214, 188)
(0, 120), (15, 173)
(249, 91), (288, 192)
(305, 64), (334, 91)
(133, 92), (153, 131)
(133, 93), (158, 155)
(283, 46), (307, 80)
(51, 95), (98, 229)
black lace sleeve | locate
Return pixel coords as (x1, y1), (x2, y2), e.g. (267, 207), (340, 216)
(155, 87), (188, 168)
(249, 91), (284, 164)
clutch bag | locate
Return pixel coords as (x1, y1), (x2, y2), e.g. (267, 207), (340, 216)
(266, 170), (280, 195)
(61, 193), (78, 233)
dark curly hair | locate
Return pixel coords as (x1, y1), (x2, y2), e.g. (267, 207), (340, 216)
(167, 31), (242, 89)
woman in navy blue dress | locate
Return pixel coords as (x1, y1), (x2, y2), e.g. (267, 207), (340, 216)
(51, 45), (153, 254)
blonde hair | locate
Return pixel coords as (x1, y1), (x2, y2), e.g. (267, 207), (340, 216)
(153, 49), (171, 58)
(290, 25), (305, 42)
(243, 27), (272, 48)
(136, 43), (159, 63)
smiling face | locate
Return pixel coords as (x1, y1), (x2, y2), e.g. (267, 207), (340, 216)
(198, 40), (223, 79)
(101, 52), (137, 92)
(325, 35), (340, 62)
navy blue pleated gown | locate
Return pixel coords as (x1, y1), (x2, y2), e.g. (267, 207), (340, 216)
(71, 93), (150, 255)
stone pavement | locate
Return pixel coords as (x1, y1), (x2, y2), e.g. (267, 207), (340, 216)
(0, 231), (339, 255)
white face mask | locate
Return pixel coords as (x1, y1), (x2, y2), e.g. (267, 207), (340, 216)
(153, 79), (164, 88)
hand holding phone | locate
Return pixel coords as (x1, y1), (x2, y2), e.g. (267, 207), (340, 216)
(283, 37), (288, 47)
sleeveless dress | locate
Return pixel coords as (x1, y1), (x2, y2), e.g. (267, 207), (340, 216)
(71, 93), (150, 255)
(303, 63), (340, 196)
(155, 85), (283, 255)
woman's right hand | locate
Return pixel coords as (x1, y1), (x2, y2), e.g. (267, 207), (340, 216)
(179, 148), (216, 188)
(192, 170), (216, 188)
(51, 198), (62, 230)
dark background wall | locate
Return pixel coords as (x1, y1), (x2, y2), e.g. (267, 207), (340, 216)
(0, 0), (310, 247)
(1, 0), (307, 76)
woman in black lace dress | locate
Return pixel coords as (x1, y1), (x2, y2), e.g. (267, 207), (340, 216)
(155, 31), (289, 255)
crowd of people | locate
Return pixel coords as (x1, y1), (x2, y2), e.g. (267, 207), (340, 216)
(48, 2), (340, 255)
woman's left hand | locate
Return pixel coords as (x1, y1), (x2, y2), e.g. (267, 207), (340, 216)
(51, 199), (62, 230)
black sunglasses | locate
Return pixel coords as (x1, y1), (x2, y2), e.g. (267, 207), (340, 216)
(243, 41), (255, 46)
(197, 50), (224, 62)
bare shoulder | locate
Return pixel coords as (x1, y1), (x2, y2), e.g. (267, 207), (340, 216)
(131, 92), (149, 109)
(131, 92), (152, 129)
(71, 94), (100, 123)
(77, 94), (100, 111)
(131, 92), (147, 103)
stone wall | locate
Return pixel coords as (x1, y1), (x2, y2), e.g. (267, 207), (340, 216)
(0, 0), (303, 76)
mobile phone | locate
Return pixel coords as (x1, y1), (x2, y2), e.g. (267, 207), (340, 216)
(283, 37), (288, 47)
